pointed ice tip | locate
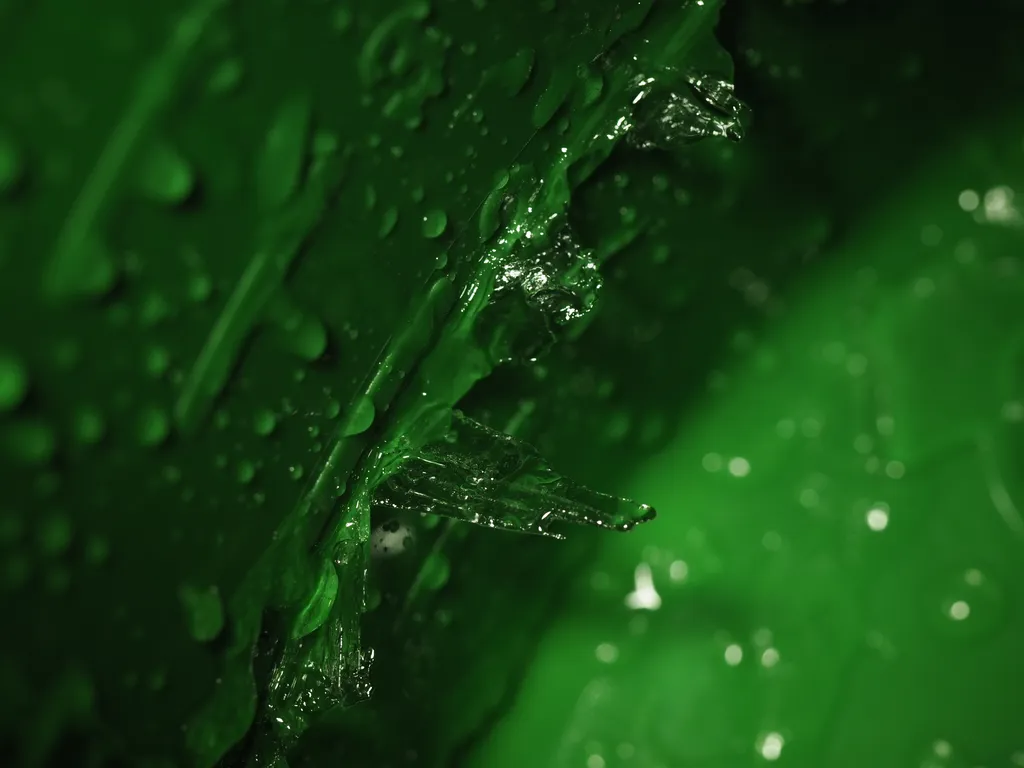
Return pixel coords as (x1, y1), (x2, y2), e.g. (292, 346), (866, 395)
(616, 502), (657, 532)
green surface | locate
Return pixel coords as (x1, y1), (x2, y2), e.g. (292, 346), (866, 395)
(2, 0), (1024, 766)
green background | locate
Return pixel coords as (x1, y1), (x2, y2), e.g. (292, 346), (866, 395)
(1, 0), (1022, 766)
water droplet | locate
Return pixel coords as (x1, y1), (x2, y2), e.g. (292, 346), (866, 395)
(499, 48), (535, 97)
(325, 398), (341, 419)
(146, 346), (170, 377)
(532, 69), (573, 129)
(237, 461), (256, 484)
(479, 186), (506, 240)
(137, 406), (170, 447)
(208, 57), (244, 94)
(580, 66), (604, 106)
(291, 316), (327, 361)
(5, 420), (56, 465)
(291, 556), (338, 638)
(379, 207), (399, 238)
(332, 5), (353, 32)
(253, 409), (277, 436)
(140, 292), (171, 326)
(73, 407), (105, 445)
(289, 464), (304, 481)
(256, 95), (312, 211)
(134, 141), (194, 205)
(187, 273), (212, 303)
(420, 552), (450, 591)
(757, 731), (785, 761)
(148, 669), (167, 691)
(421, 209), (448, 238)
(178, 583), (225, 642)
(312, 130), (338, 158)
(0, 353), (29, 411)
(73, 234), (119, 298)
(83, 534), (110, 565)
(936, 567), (1005, 639)
(37, 513), (72, 557)
(341, 395), (375, 437)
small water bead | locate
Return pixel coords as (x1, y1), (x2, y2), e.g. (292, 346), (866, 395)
(291, 557), (338, 639)
(324, 398), (341, 419)
(866, 506), (889, 531)
(135, 141), (195, 205)
(83, 534), (110, 565)
(256, 95), (312, 211)
(73, 407), (105, 445)
(187, 273), (212, 303)
(421, 209), (447, 238)
(146, 346), (170, 377)
(237, 461), (256, 484)
(253, 409), (277, 436)
(140, 293), (171, 325)
(288, 464), (304, 481)
(0, 353), (29, 411)
(137, 407), (170, 447)
(757, 732), (785, 761)
(702, 452), (724, 472)
(935, 567), (1005, 639)
(341, 395), (375, 437)
(379, 207), (399, 238)
(178, 584), (225, 642)
(728, 457), (751, 477)
(207, 57), (244, 94)
(313, 130), (338, 158)
(724, 643), (743, 666)
(499, 48), (535, 97)
(332, 5), (352, 31)
(419, 552), (450, 591)
(282, 314), (328, 362)
(36, 513), (72, 557)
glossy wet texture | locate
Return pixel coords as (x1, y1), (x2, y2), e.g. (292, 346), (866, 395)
(1, 0), (1023, 766)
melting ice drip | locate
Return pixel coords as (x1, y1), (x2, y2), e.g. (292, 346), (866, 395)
(375, 410), (655, 538)
(478, 218), (604, 365)
(626, 67), (747, 149)
(251, 539), (373, 766)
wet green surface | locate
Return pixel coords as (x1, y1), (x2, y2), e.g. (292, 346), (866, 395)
(1, 0), (1023, 766)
